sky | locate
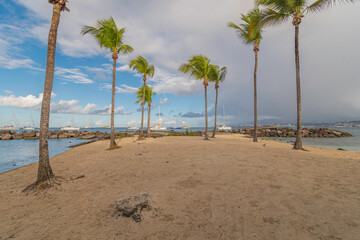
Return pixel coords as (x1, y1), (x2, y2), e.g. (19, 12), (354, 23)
(0, 0), (359, 128)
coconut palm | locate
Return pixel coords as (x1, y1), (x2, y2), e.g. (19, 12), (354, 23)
(135, 85), (156, 136)
(179, 55), (217, 140)
(81, 17), (133, 149)
(23, 0), (69, 192)
(256, 0), (354, 149)
(129, 56), (155, 139)
(210, 66), (228, 138)
(228, 9), (264, 142)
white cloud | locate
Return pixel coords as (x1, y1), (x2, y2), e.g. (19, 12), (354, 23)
(4, 90), (13, 94)
(102, 84), (138, 94)
(55, 67), (94, 84)
(0, 93), (129, 115)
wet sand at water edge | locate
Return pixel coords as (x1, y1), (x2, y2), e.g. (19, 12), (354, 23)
(0, 135), (359, 239)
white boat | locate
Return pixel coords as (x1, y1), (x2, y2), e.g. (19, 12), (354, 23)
(61, 111), (79, 131)
(217, 106), (232, 131)
(1, 111), (20, 130)
(23, 114), (36, 130)
(1, 125), (20, 131)
(23, 126), (35, 130)
(61, 126), (80, 131)
(127, 126), (139, 130)
(150, 106), (167, 131)
(150, 124), (167, 131)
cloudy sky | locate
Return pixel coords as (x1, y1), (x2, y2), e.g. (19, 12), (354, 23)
(0, 0), (359, 127)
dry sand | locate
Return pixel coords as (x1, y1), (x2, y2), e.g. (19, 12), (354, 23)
(0, 135), (359, 240)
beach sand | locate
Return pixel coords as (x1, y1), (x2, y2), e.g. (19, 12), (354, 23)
(0, 135), (359, 240)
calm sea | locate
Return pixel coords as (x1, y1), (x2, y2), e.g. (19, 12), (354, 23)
(0, 127), (359, 174)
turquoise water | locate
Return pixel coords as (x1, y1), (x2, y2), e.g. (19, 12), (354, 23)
(0, 139), (88, 173)
(265, 127), (360, 152)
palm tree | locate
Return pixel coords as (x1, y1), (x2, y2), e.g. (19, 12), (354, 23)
(23, 0), (69, 192)
(179, 55), (217, 140)
(129, 56), (155, 139)
(81, 17), (133, 149)
(228, 9), (264, 142)
(210, 66), (228, 138)
(256, 0), (354, 149)
(135, 85), (156, 136)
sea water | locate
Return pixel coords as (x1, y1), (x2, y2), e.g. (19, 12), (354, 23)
(265, 127), (360, 152)
(0, 138), (88, 173)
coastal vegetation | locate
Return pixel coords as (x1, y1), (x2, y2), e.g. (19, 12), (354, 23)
(179, 55), (218, 140)
(129, 56), (155, 140)
(255, 0), (355, 149)
(23, 0), (70, 192)
(210, 66), (227, 138)
(81, 17), (134, 149)
(135, 85), (156, 136)
(228, 9), (264, 143)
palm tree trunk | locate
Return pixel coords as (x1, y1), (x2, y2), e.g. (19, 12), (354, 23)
(294, 24), (302, 150)
(211, 86), (219, 138)
(204, 80), (209, 140)
(36, 2), (63, 184)
(139, 78), (146, 139)
(109, 55), (117, 148)
(147, 103), (151, 136)
(253, 48), (258, 142)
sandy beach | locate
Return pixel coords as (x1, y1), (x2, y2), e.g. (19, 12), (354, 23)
(0, 135), (359, 239)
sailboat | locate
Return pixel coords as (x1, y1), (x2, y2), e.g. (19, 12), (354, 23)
(150, 106), (167, 131)
(127, 111), (139, 130)
(170, 116), (181, 130)
(1, 111), (20, 130)
(23, 114), (36, 130)
(61, 111), (80, 131)
(217, 105), (232, 131)
(81, 117), (95, 129)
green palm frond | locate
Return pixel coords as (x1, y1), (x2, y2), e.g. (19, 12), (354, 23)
(209, 65), (228, 84)
(306, 0), (355, 13)
(228, 9), (264, 45)
(129, 56), (155, 78)
(81, 16), (133, 54)
(135, 85), (156, 104)
(179, 55), (213, 81)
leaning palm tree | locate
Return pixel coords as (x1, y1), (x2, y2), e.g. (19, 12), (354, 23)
(129, 56), (155, 139)
(135, 85), (156, 136)
(228, 9), (264, 142)
(24, 0), (69, 192)
(210, 66), (227, 138)
(179, 55), (217, 140)
(256, 0), (355, 149)
(81, 17), (133, 149)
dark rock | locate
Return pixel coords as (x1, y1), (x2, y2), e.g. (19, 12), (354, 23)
(113, 193), (154, 222)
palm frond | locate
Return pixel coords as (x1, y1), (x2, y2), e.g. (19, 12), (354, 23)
(306, 0), (354, 13)
(129, 56), (155, 78)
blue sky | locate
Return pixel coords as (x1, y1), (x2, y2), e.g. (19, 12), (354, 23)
(1, 0), (360, 127)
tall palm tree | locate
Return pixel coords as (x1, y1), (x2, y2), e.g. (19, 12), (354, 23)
(24, 0), (69, 192)
(256, 0), (354, 149)
(135, 85), (156, 136)
(81, 17), (133, 149)
(210, 66), (227, 138)
(179, 55), (217, 140)
(129, 56), (155, 139)
(228, 9), (264, 142)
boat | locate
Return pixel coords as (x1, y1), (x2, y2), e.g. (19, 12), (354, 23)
(150, 106), (167, 131)
(1, 111), (20, 130)
(61, 126), (80, 131)
(81, 117), (95, 129)
(61, 111), (79, 131)
(1, 125), (20, 130)
(217, 105), (232, 131)
(170, 127), (182, 130)
(150, 124), (167, 131)
(23, 114), (36, 130)
(181, 126), (191, 129)
(102, 126), (110, 129)
(127, 126), (139, 130)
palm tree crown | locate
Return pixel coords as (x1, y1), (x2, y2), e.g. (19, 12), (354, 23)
(129, 56), (155, 77)
(81, 17), (133, 57)
(256, 0), (355, 25)
(210, 66), (228, 87)
(228, 9), (263, 47)
(135, 85), (156, 104)
(178, 55), (217, 85)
